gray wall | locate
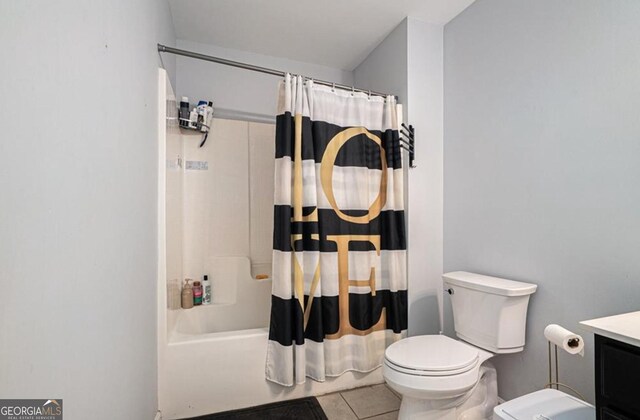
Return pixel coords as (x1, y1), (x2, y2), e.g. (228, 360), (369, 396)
(355, 18), (445, 337)
(405, 18), (445, 337)
(444, 0), (640, 402)
(0, 1), (175, 419)
(354, 19), (408, 108)
(176, 39), (354, 121)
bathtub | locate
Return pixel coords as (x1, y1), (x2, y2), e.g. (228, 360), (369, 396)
(159, 257), (384, 419)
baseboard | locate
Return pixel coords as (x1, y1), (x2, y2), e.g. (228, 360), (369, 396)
(154, 411), (162, 420)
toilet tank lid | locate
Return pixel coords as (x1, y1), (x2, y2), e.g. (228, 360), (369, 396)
(443, 271), (537, 297)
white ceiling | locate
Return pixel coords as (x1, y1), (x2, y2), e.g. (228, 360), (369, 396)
(168, 0), (476, 71)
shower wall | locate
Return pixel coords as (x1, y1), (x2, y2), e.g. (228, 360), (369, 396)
(182, 118), (275, 289)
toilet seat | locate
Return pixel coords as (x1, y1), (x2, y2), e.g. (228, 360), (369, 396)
(382, 334), (494, 401)
(384, 335), (480, 377)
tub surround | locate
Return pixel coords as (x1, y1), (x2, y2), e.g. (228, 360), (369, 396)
(170, 257), (271, 338)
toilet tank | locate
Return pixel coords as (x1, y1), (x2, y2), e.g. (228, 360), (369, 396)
(443, 272), (537, 354)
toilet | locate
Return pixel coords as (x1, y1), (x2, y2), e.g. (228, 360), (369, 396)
(383, 271), (538, 419)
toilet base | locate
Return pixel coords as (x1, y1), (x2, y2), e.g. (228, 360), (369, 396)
(397, 363), (498, 420)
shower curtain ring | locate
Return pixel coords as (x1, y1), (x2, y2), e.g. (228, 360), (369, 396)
(368, 90), (371, 100)
(351, 86), (355, 96)
(332, 82), (335, 92)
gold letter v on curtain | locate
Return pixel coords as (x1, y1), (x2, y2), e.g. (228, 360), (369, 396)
(266, 75), (407, 386)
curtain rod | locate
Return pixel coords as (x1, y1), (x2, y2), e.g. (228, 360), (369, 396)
(157, 44), (396, 99)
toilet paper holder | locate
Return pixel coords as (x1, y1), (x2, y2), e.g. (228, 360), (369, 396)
(545, 336), (586, 401)
(547, 337), (581, 387)
(547, 340), (560, 391)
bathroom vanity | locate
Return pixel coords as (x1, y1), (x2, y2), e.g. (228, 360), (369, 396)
(581, 311), (640, 420)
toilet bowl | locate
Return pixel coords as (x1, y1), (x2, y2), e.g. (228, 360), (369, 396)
(383, 335), (493, 400)
(383, 272), (537, 420)
(384, 335), (498, 419)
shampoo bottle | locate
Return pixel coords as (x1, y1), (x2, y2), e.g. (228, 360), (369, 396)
(181, 279), (194, 309)
(188, 107), (198, 129)
(203, 101), (214, 132)
(193, 281), (203, 306)
(196, 100), (207, 131)
(202, 275), (211, 305)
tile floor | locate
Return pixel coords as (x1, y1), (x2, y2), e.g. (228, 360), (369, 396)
(317, 384), (401, 420)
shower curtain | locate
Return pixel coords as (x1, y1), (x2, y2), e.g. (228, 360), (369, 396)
(266, 74), (407, 386)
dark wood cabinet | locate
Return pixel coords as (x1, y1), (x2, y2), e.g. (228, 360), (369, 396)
(601, 408), (634, 420)
(595, 334), (640, 420)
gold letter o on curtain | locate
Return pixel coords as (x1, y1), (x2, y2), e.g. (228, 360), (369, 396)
(320, 127), (388, 224)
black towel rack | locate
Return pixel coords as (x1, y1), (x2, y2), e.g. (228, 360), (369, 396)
(399, 123), (415, 168)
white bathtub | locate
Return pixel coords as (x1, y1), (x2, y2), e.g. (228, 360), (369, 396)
(159, 257), (384, 419)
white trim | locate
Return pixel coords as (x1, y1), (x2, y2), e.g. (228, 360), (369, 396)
(157, 69), (168, 417)
(154, 410), (162, 420)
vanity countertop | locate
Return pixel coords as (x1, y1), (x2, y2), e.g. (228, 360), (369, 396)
(580, 311), (640, 348)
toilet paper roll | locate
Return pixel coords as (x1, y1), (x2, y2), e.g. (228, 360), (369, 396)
(544, 324), (585, 356)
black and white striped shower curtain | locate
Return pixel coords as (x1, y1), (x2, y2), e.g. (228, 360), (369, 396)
(265, 74), (407, 386)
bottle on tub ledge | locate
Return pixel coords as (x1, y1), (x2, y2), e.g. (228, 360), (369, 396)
(167, 279), (182, 310)
(193, 280), (203, 306)
(181, 279), (194, 309)
(202, 275), (212, 305)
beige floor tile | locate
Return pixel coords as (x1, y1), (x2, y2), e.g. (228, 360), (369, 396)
(364, 411), (399, 420)
(317, 392), (358, 420)
(341, 384), (401, 418)
(384, 383), (402, 400)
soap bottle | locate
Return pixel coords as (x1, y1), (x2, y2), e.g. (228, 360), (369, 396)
(202, 275), (211, 305)
(179, 97), (190, 128)
(193, 280), (203, 306)
(181, 279), (194, 309)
